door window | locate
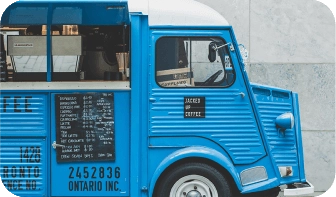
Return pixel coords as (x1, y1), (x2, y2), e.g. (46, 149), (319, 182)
(155, 37), (235, 87)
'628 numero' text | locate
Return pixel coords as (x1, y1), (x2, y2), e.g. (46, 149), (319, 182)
(69, 166), (120, 179)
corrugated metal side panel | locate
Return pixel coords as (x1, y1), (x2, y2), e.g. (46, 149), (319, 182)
(256, 101), (298, 165)
(0, 94), (47, 136)
(150, 88), (266, 164)
(0, 138), (46, 196)
(252, 85), (300, 182)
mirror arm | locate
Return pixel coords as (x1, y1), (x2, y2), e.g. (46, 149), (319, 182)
(213, 42), (234, 52)
(213, 43), (230, 51)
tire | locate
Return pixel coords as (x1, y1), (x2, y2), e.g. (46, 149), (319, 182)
(154, 162), (232, 197)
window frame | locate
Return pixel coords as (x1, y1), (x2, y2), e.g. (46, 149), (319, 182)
(154, 36), (236, 88)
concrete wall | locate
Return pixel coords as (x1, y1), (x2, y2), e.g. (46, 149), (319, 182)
(196, 0), (335, 195)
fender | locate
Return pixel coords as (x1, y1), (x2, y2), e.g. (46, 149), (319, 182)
(148, 146), (242, 196)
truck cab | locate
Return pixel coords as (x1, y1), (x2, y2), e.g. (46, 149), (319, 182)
(0, 0), (314, 196)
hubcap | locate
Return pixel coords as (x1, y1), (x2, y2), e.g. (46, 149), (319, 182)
(169, 175), (218, 197)
(187, 190), (201, 197)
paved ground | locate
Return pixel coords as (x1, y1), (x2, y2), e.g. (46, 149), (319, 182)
(278, 191), (324, 197)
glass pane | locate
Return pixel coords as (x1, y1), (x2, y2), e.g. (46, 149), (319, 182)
(155, 37), (234, 88)
(53, 56), (79, 72)
(2, 25), (47, 81)
(82, 25), (130, 81)
(14, 56), (47, 72)
(191, 40), (224, 84)
(156, 38), (194, 87)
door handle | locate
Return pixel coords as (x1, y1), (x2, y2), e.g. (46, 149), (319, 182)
(237, 92), (245, 98)
(52, 141), (65, 149)
(149, 98), (156, 102)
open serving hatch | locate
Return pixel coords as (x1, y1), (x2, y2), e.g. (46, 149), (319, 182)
(1, 0), (130, 82)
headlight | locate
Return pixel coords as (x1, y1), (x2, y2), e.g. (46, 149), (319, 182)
(275, 112), (294, 130)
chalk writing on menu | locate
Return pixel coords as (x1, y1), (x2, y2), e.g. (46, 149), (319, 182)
(55, 93), (115, 162)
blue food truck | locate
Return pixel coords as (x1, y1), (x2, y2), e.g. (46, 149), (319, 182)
(0, 0), (314, 196)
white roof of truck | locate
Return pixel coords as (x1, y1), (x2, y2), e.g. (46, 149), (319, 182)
(129, 0), (229, 27)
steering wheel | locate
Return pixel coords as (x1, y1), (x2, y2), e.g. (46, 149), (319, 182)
(201, 70), (223, 86)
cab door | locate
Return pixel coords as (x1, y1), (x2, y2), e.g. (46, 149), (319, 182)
(148, 29), (266, 165)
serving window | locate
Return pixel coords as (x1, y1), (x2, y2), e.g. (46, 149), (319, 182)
(0, 2), (130, 82)
(155, 37), (235, 88)
(2, 25), (130, 82)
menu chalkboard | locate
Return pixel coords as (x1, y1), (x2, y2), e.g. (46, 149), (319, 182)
(55, 93), (115, 162)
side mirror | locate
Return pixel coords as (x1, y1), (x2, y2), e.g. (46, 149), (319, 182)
(208, 42), (217, 62)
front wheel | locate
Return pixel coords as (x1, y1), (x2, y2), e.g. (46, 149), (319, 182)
(154, 162), (232, 197)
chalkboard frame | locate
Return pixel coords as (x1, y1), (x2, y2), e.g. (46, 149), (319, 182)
(55, 93), (115, 163)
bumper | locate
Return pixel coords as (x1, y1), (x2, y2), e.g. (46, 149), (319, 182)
(284, 181), (314, 196)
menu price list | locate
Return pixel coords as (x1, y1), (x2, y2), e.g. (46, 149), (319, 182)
(55, 93), (115, 162)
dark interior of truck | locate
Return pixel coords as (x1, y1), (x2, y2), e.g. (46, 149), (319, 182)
(0, 25), (130, 82)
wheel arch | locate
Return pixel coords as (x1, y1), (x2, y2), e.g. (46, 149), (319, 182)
(149, 146), (242, 197)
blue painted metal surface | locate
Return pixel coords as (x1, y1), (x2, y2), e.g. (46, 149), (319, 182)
(0, 138), (47, 196)
(1, 1), (130, 25)
(0, 90), (131, 197)
(129, 13), (149, 197)
(148, 146), (239, 197)
(47, 4), (53, 82)
(147, 136), (283, 194)
(251, 83), (302, 184)
(149, 88), (266, 164)
(0, 94), (48, 136)
(0, 1), (309, 196)
(149, 29), (266, 165)
(292, 93), (306, 182)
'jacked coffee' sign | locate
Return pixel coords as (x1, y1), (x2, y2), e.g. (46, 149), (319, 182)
(55, 93), (115, 162)
(184, 97), (205, 118)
